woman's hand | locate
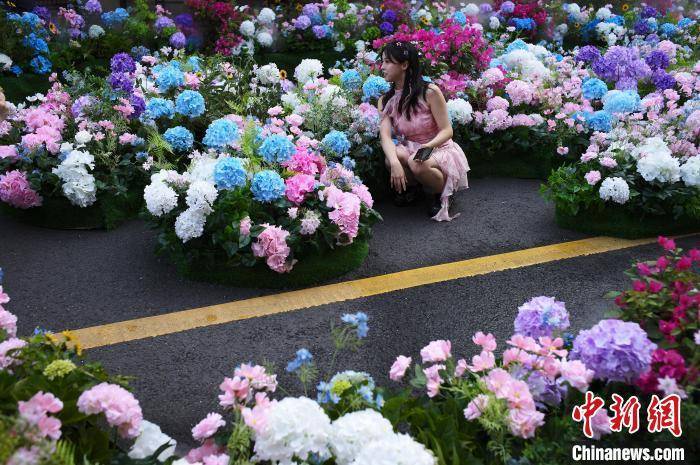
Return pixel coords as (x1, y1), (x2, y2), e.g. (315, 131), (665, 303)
(389, 160), (407, 193)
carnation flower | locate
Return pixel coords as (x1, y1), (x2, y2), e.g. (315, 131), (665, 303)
(251, 397), (331, 464)
(77, 382), (143, 439)
(571, 319), (656, 383)
(598, 177), (629, 204)
(192, 413), (226, 442)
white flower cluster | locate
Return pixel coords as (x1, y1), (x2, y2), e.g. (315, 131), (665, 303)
(350, 432), (436, 465)
(319, 84), (348, 108)
(257, 7), (276, 25)
(88, 25), (105, 39)
(595, 21), (626, 46)
(634, 138), (681, 183)
(52, 149), (97, 207)
(128, 420), (177, 462)
(680, 156), (700, 186)
(240, 20), (256, 37)
(252, 397), (332, 464)
(446, 98), (473, 125)
(499, 49), (551, 82)
(256, 63), (281, 86)
(330, 410), (394, 465)
(599, 176), (630, 204)
(0, 53), (12, 70)
(295, 59), (324, 84)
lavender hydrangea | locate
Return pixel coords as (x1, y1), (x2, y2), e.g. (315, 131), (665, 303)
(644, 50), (670, 70)
(570, 319), (656, 383)
(514, 296), (570, 338)
(155, 16), (175, 32)
(592, 46), (652, 90)
(651, 69), (676, 90)
(575, 46), (601, 64)
(110, 52), (136, 74)
(170, 32), (186, 49)
(107, 72), (133, 93)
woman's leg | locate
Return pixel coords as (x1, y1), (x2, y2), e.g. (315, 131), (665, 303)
(407, 157), (445, 194)
(388, 145), (417, 185)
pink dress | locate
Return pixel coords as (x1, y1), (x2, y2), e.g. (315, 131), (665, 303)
(381, 92), (470, 221)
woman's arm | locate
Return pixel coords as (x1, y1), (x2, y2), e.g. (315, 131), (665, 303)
(378, 96), (407, 192)
(422, 84), (454, 149)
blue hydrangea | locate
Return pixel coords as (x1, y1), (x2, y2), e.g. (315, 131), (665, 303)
(340, 69), (362, 90)
(156, 65), (185, 92)
(581, 78), (608, 100)
(101, 8), (129, 27)
(259, 134), (295, 163)
(678, 18), (695, 28)
(203, 119), (239, 148)
(175, 90), (205, 117)
(322, 130), (351, 156)
(251, 170), (285, 203)
(506, 39), (529, 54)
(605, 15), (625, 26)
(214, 157), (247, 190)
(9, 65), (22, 76)
(602, 90), (641, 114)
(23, 33), (48, 55)
(29, 55), (51, 74)
(585, 110), (613, 132)
(514, 296), (570, 338)
(145, 98), (175, 119)
(187, 56), (201, 72)
(316, 381), (341, 404)
(659, 23), (677, 36)
(286, 348), (313, 373)
(342, 156), (356, 170)
(362, 75), (390, 101)
(512, 17), (535, 31)
(452, 11), (467, 26)
(163, 126), (194, 152)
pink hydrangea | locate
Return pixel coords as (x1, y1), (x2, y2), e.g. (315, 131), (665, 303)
(420, 339), (452, 363)
(599, 156), (617, 168)
(483, 109), (512, 133)
(192, 412), (226, 442)
(0, 170), (43, 209)
(351, 183), (374, 208)
(505, 80), (534, 106)
(285, 173), (316, 204)
(252, 224), (295, 273)
(481, 68), (505, 86)
(76, 382), (143, 439)
(282, 148), (325, 175)
(389, 355), (412, 381)
(590, 408), (612, 440)
(21, 126), (62, 154)
(464, 394), (490, 420)
(322, 186), (361, 241)
(239, 216), (252, 236)
(511, 114), (537, 127)
(0, 145), (18, 159)
(486, 96), (510, 111)
(584, 170), (601, 185)
(18, 391), (63, 440)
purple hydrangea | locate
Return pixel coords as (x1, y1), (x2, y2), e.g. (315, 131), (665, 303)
(651, 69), (676, 90)
(71, 95), (94, 118)
(294, 15), (311, 30)
(514, 296), (570, 338)
(312, 25), (327, 39)
(110, 52), (136, 74)
(592, 46), (651, 90)
(130, 94), (145, 118)
(501, 1), (515, 14)
(32, 6), (51, 23)
(175, 13), (194, 30)
(381, 9), (397, 22)
(302, 4), (321, 18)
(515, 368), (565, 408)
(169, 31), (186, 49)
(641, 6), (659, 19)
(645, 50), (670, 70)
(634, 20), (653, 36)
(480, 3), (493, 14)
(84, 0), (103, 15)
(108, 72), (133, 93)
(575, 45), (601, 64)
(380, 21), (394, 35)
(155, 16), (176, 32)
(570, 319), (656, 383)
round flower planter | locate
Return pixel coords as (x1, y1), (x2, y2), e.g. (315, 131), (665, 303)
(0, 191), (142, 230)
(175, 239), (370, 289)
(555, 205), (700, 239)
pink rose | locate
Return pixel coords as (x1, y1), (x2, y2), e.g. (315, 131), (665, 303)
(192, 412), (226, 442)
(389, 355), (412, 381)
(584, 170), (601, 185)
(420, 339), (452, 363)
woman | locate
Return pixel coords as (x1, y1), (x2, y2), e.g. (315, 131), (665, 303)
(377, 40), (470, 221)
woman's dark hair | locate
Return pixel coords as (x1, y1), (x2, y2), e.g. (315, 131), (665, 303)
(380, 40), (428, 121)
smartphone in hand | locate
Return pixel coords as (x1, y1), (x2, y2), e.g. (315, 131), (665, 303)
(414, 146), (434, 161)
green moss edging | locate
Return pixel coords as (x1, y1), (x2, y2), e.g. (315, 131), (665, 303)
(177, 239), (370, 289)
(555, 205), (700, 239)
(0, 191), (142, 230)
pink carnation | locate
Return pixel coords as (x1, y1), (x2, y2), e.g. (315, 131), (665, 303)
(389, 355), (412, 381)
(0, 170), (42, 209)
(472, 331), (496, 351)
(241, 392), (274, 434)
(423, 364), (445, 398)
(0, 337), (26, 370)
(464, 394), (490, 420)
(186, 439), (225, 463)
(192, 412), (226, 442)
(508, 408), (545, 438)
(420, 339), (452, 363)
(76, 382), (143, 439)
(285, 173), (316, 204)
(559, 359), (594, 392)
(468, 350), (496, 372)
(584, 170), (601, 185)
(590, 408), (612, 440)
(252, 224), (295, 273)
(218, 376), (250, 408)
(0, 306), (18, 337)
(0, 145), (18, 159)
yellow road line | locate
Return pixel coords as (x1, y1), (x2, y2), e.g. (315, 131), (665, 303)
(65, 235), (670, 350)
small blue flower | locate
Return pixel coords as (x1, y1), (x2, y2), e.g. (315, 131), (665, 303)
(259, 134), (295, 163)
(145, 98), (175, 119)
(358, 385), (374, 402)
(362, 75), (390, 101)
(175, 90), (206, 117)
(581, 78), (608, 100)
(321, 130), (351, 156)
(340, 69), (362, 90)
(29, 55), (51, 74)
(286, 348), (313, 372)
(341, 312), (369, 339)
(156, 65), (185, 92)
(214, 157), (247, 190)
(10, 65), (23, 76)
(251, 170), (285, 203)
(375, 392), (384, 408)
(136, 151), (148, 160)
(163, 126), (194, 152)
(203, 119), (239, 148)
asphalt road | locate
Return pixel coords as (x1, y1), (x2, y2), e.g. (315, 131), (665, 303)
(1, 177), (697, 447)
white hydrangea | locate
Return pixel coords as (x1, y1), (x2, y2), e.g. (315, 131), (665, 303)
(185, 180), (218, 213)
(74, 130), (92, 146)
(257, 31), (273, 47)
(463, 3), (479, 16)
(489, 16), (500, 30)
(527, 44), (551, 61)
(599, 177), (630, 204)
(630, 137), (670, 160)
(500, 50), (550, 81)
(281, 92), (302, 109)
(252, 397), (332, 465)
(0, 53), (12, 70)
(330, 410), (395, 465)
(319, 84), (343, 105)
(294, 59), (324, 84)
(144, 182), (178, 216)
(257, 7), (276, 25)
(446, 98), (473, 125)
(596, 7), (612, 20)
(88, 25), (105, 39)
(240, 20), (256, 37)
(175, 207), (207, 242)
(188, 156), (219, 183)
(128, 420), (176, 462)
(334, 41), (346, 53)
(350, 433), (436, 465)
(414, 9), (432, 22)
(354, 40), (366, 52)
(256, 63), (280, 85)
(636, 150), (681, 183)
(680, 156), (700, 186)
(52, 150), (97, 208)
